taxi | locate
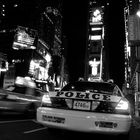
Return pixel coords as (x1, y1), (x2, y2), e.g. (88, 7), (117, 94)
(36, 81), (132, 136)
(0, 76), (47, 114)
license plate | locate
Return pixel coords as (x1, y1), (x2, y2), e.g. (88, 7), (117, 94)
(73, 100), (91, 110)
(42, 115), (65, 123)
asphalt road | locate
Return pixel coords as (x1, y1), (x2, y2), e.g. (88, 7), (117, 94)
(0, 113), (140, 140)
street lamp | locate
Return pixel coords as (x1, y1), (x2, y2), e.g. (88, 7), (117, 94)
(136, 9), (140, 17)
(136, 1), (140, 17)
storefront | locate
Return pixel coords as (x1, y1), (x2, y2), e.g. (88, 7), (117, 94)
(6, 26), (53, 91)
(9, 49), (51, 91)
(0, 52), (8, 88)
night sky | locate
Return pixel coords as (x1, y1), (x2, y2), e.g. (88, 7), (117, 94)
(62, 1), (126, 88)
(62, 1), (89, 82)
(103, 1), (126, 88)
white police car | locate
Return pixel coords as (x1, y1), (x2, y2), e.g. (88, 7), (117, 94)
(37, 81), (132, 136)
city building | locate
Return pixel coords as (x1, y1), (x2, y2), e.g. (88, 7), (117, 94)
(0, 0), (67, 91)
(0, 52), (8, 88)
(84, 1), (105, 82)
(124, 0), (140, 116)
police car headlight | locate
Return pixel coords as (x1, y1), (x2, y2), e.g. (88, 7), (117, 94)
(42, 94), (52, 106)
(65, 99), (72, 109)
(115, 99), (129, 110)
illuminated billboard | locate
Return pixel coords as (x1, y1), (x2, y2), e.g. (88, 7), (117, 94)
(89, 8), (103, 25)
(12, 26), (38, 50)
(128, 15), (140, 45)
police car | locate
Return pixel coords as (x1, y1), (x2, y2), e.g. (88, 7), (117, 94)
(37, 81), (132, 136)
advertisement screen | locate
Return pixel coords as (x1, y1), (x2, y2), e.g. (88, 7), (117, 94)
(13, 26), (37, 50)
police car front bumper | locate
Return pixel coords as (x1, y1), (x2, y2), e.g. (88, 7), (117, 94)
(36, 107), (132, 134)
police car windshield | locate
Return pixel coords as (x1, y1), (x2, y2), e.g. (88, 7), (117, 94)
(61, 81), (122, 96)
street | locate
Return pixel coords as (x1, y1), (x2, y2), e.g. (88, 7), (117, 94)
(0, 114), (139, 140)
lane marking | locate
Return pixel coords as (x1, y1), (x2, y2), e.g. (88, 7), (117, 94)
(23, 127), (48, 134)
(0, 119), (33, 124)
